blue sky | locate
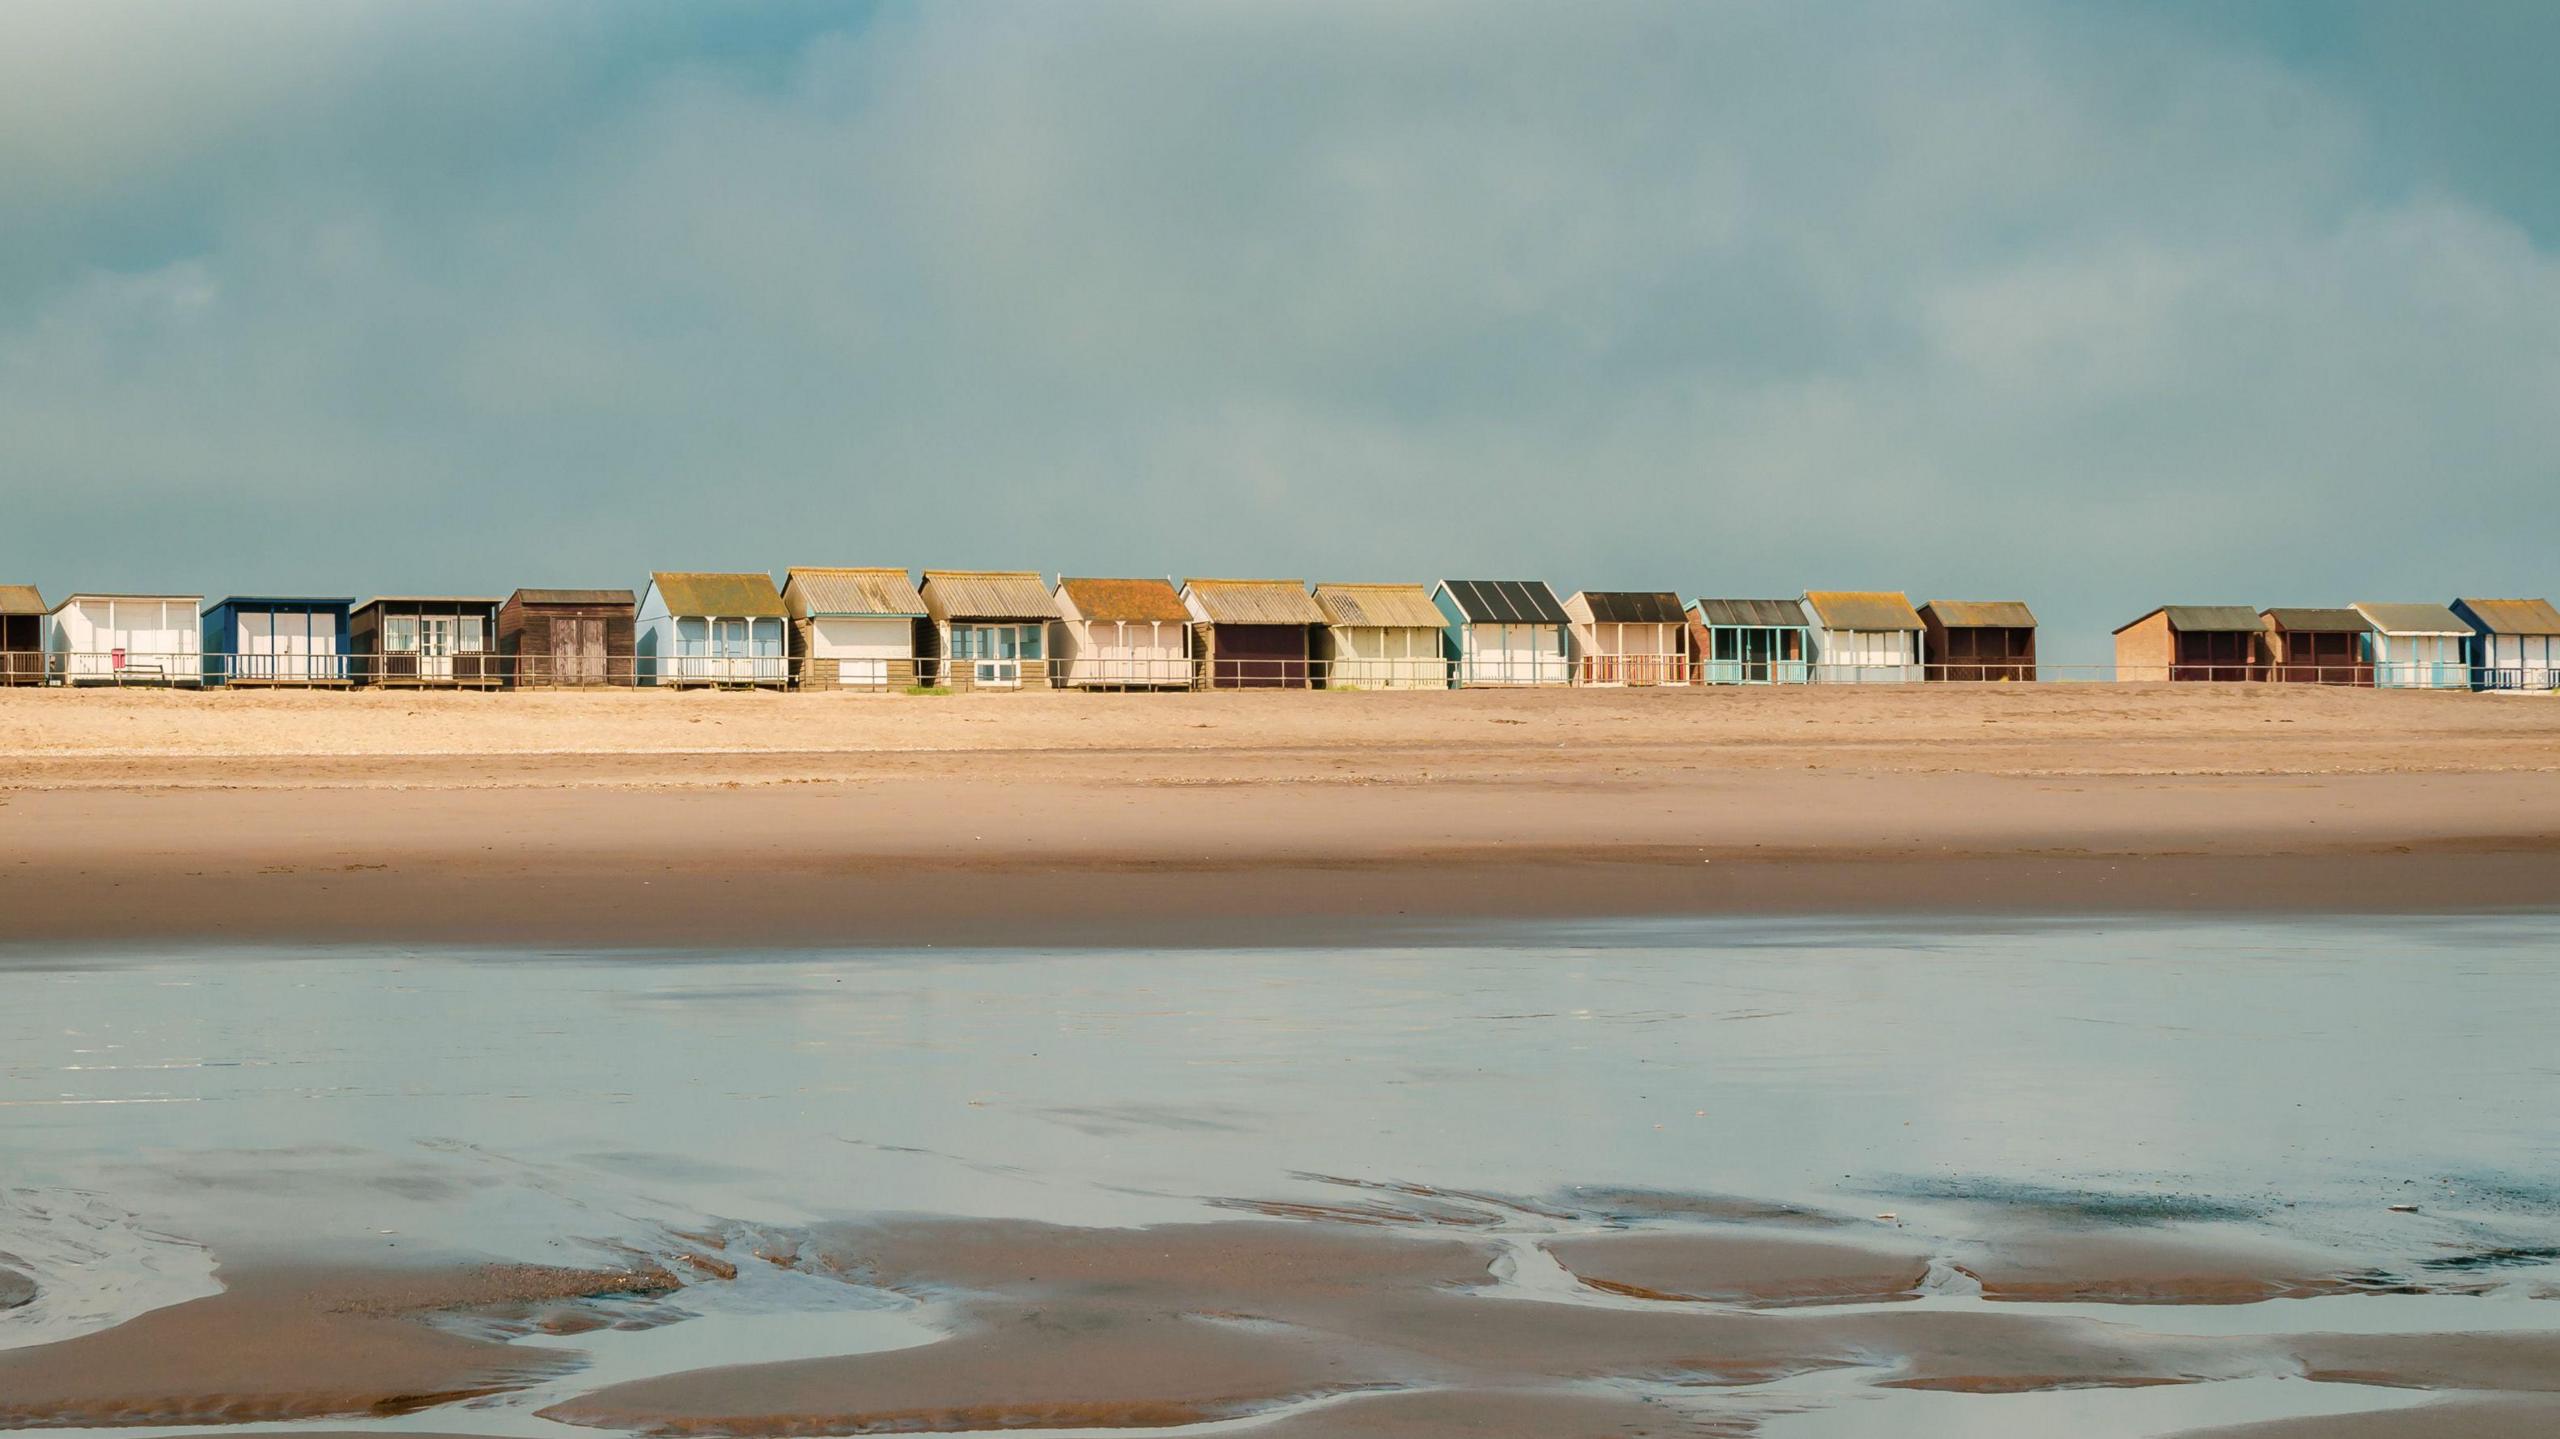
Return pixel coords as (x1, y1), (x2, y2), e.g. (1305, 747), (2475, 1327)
(3, 1), (2554, 663)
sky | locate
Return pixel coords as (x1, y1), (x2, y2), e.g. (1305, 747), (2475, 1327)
(3, 0), (2555, 665)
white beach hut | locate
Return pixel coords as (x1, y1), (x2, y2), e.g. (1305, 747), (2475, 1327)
(1563, 590), (1691, 686)
(1432, 580), (1571, 687)
(636, 572), (789, 688)
(1053, 578), (1193, 689)
(782, 567), (927, 690)
(1312, 583), (1451, 690)
(48, 593), (204, 686)
(1801, 591), (1925, 683)
(2352, 603), (2471, 690)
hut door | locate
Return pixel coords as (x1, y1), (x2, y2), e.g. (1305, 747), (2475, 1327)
(417, 616), (455, 680)
(554, 618), (605, 685)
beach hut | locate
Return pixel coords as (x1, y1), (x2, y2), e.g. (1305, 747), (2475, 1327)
(1312, 583), (1450, 690)
(635, 573), (788, 688)
(0, 585), (44, 686)
(1564, 591), (1691, 686)
(1432, 580), (1572, 687)
(920, 570), (1060, 691)
(2257, 609), (2374, 686)
(47, 594), (204, 686)
(498, 588), (636, 688)
(2451, 598), (2560, 692)
(1181, 579), (1326, 689)
(1918, 601), (2037, 682)
(2111, 606), (2262, 681)
(1053, 578), (1192, 689)
(1687, 599), (1811, 685)
(1801, 591), (1924, 683)
(201, 597), (352, 686)
(2352, 604), (2471, 691)
(351, 597), (505, 687)
(781, 568), (926, 690)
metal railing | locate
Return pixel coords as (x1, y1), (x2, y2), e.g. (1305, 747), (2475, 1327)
(4, 649), (2555, 692)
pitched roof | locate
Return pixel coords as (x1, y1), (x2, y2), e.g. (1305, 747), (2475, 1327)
(507, 588), (634, 608)
(784, 567), (926, 618)
(0, 585), (48, 615)
(1312, 583), (1445, 629)
(921, 570), (1060, 620)
(1920, 600), (2037, 629)
(2115, 605), (2262, 634)
(2261, 607), (2369, 633)
(1435, 579), (1567, 626)
(1689, 598), (1808, 628)
(2352, 603), (2468, 637)
(1058, 577), (1189, 624)
(1574, 591), (1688, 625)
(647, 572), (786, 618)
(2455, 598), (2560, 635)
(1183, 578), (1326, 626)
(1802, 590), (1923, 631)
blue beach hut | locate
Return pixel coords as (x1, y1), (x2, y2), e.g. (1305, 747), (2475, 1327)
(201, 596), (354, 686)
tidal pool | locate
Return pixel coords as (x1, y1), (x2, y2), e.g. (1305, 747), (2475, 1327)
(3, 914), (2556, 1436)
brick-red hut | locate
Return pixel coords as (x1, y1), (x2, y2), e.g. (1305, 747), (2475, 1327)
(1920, 600), (2037, 681)
(2112, 606), (2261, 682)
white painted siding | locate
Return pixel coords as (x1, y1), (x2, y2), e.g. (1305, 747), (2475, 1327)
(50, 598), (202, 685)
(1809, 627), (1922, 683)
(1455, 623), (1566, 686)
(807, 617), (912, 688)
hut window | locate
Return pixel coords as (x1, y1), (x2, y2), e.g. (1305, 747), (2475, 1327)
(384, 615), (419, 653)
(456, 614), (486, 653)
(1713, 630), (1738, 662)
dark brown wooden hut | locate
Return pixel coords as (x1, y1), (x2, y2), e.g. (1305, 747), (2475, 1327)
(1920, 600), (2038, 681)
(0, 585), (43, 686)
(498, 588), (636, 687)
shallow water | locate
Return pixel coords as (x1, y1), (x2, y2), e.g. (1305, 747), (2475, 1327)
(5, 914), (2559, 1435)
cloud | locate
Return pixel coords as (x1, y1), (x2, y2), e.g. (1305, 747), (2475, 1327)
(1, 0), (2554, 662)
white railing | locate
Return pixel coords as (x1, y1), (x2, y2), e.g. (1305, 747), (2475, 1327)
(6, 650), (2555, 693)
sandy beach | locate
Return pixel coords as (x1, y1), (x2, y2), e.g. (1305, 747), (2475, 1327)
(1, 684), (2555, 948)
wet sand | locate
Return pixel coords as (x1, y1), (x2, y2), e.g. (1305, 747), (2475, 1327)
(2, 686), (2557, 948)
(0, 1262), (671, 1429)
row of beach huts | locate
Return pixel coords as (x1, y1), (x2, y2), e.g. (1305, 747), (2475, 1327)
(1, 576), (2555, 691)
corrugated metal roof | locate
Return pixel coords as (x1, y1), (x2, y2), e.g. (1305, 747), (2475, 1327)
(784, 567), (926, 618)
(2148, 605), (2262, 633)
(1183, 579), (1326, 626)
(1313, 583), (1445, 629)
(1689, 598), (1807, 628)
(2261, 607), (2369, 633)
(2352, 602), (2468, 636)
(2456, 597), (2560, 635)
(0, 585), (48, 615)
(1920, 600), (2037, 629)
(508, 588), (633, 608)
(1058, 577), (1189, 624)
(1575, 591), (1688, 625)
(647, 573), (786, 618)
(921, 570), (1060, 620)
(1802, 590), (1923, 631)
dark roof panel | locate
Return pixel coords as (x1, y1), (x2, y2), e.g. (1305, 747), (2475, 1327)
(1920, 600), (2037, 629)
(1689, 598), (1807, 628)
(508, 588), (635, 608)
(2157, 605), (2263, 633)
(1437, 579), (1568, 626)
(2261, 607), (2368, 632)
(1576, 591), (1688, 625)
